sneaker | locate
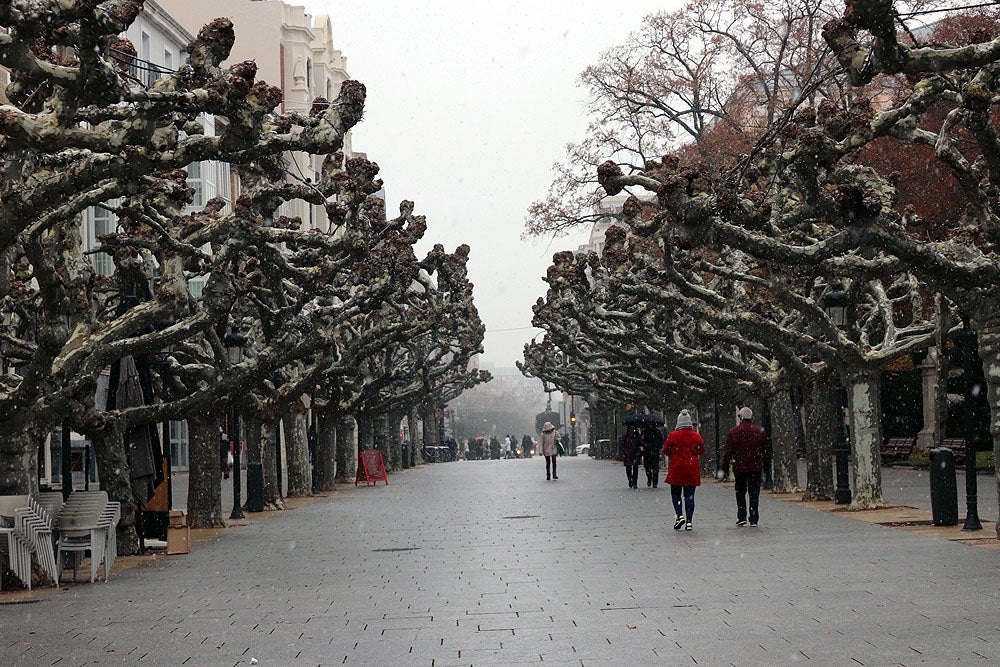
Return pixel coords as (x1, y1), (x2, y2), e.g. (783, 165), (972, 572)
(684, 521), (693, 531)
(673, 516), (685, 530)
(736, 519), (747, 527)
(749, 522), (758, 527)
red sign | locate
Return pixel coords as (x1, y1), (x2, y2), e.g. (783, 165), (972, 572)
(355, 449), (389, 486)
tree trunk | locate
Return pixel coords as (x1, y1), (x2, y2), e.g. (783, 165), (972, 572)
(260, 415), (285, 510)
(802, 374), (834, 501)
(421, 402), (440, 449)
(285, 402), (310, 497)
(88, 422), (141, 554)
(974, 316), (1000, 538)
(846, 371), (887, 509)
(334, 415), (356, 484)
(768, 388), (800, 493)
(373, 412), (392, 472)
(0, 427), (41, 495)
(185, 410), (226, 528)
(387, 410), (403, 471)
(314, 403), (337, 491)
(407, 405), (423, 466)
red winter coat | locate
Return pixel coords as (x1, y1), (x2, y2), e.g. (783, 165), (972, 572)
(662, 427), (706, 487)
(721, 421), (771, 473)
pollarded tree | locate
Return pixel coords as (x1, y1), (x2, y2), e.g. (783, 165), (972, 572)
(0, 4), (404, 550)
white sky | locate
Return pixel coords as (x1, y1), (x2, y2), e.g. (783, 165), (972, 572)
(298, 1), (679, 367)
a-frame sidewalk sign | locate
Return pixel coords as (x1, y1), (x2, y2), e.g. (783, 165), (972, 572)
(355, 448), (389, 486)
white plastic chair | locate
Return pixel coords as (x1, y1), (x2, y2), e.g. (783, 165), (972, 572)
(0, 495), (32, 590)
(56, 491), (109, 583)
(15, 497), (59, 586)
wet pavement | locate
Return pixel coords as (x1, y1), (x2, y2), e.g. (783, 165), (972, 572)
(2, 456), (999, 666)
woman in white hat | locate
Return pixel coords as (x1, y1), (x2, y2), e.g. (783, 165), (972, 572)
(539, 421), (561, 480)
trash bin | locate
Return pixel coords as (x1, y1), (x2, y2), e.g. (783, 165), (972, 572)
(929, 447), (958, 526)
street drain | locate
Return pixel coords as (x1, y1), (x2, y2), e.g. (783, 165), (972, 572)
(502, 515), (540, 519)
(0, 598), (42, 606)
(372, 547), (420, 552)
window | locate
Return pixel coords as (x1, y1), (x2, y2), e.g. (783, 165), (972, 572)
(306, 59), (313, 93)
(169, 420), (189, 468)
(186, 161), (216, 207)
(91, 205), (116, 275)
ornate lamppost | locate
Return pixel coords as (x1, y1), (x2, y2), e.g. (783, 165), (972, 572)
(959, 315), (983, 531)
(822, 285), (852, 505)
(224, 327), (246, 520)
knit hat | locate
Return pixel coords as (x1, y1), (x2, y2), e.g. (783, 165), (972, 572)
(542, 422), (555, 432)
(676, 409), (693, 429)
(738, 406), (753, 421)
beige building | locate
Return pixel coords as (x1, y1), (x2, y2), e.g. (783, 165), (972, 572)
(159, 0), (354, 232)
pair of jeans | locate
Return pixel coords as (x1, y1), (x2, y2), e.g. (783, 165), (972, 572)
(670, 485), (696, 521)
(625, 464), (638, 488)
(734, 470), (762, 524)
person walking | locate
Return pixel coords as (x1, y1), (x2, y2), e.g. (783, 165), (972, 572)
(641, 425), (662, 488)
(662, 409), (705, 531)
(522, 434), (533, 458)
(618, 424), (642, 489)
(721, 406), (771, 527)
(539, 421), (560, 480)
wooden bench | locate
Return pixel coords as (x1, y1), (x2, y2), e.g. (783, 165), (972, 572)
(881, 437), (915, 466)
(940, 438), (967, 464)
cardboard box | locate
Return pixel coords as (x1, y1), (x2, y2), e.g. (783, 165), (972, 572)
(168, 509), (187, 526)
(166, 524), (190, 555)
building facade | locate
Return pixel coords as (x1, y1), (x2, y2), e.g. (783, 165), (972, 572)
(159, 0), (354, 233)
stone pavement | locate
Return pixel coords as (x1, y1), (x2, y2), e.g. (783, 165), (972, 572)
(2, 456), (999, 666)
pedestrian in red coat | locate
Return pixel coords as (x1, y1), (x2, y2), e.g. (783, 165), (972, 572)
(721, 406), (771, 527)
(662, 409), (706, 531)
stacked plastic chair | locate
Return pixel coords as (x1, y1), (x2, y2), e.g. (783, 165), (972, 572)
(0, 495), (32, 590)
(56, 491), (112, 583)
(14, 495), (60, 587)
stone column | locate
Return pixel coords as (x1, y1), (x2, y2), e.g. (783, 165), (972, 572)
(916, 348), (939, 453)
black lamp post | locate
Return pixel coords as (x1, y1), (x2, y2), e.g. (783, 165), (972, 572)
(224, 327), (246, 520)
(822, 285), (853, 505)
(960, 315), (983, 531)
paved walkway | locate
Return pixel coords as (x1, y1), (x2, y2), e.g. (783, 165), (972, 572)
(2, 457), (999, 666)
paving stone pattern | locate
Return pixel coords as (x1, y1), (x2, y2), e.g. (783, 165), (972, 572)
(2, 457), (999, 666)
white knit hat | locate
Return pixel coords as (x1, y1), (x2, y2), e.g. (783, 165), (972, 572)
(738, 406), (753, 421)
(676, 409), (693, 429)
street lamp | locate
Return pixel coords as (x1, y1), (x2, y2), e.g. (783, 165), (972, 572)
(224, 327), (246, 519)
(822, 285), (852, 505)
(959, 315), (983, 531)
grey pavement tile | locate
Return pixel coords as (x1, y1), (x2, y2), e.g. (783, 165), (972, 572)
(3, 457), (1000, 667)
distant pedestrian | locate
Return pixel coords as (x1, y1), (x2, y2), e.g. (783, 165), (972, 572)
(220, 430), (231, 479)
(618, 425), (642, 489)
(662, 409), (705, 531)
(721, 407), (771, 527)
(641, 425), (662, 488)
(522, 434), (533, 458)
(539, 421), (560, 480)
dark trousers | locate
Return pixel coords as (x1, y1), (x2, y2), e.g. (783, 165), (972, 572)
(734, 470), (762, 524)
(625, 464), (638, 488)
(545, 455), (557, 478)
(670, 485), (696, 521)
(643, 453), (659, 487)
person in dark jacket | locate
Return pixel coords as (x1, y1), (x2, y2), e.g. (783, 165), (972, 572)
(721, 406), (771, 527)
(619, 425), (642, 488)
(662, 409), (705, 530)
(641, 425), (662, 487)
